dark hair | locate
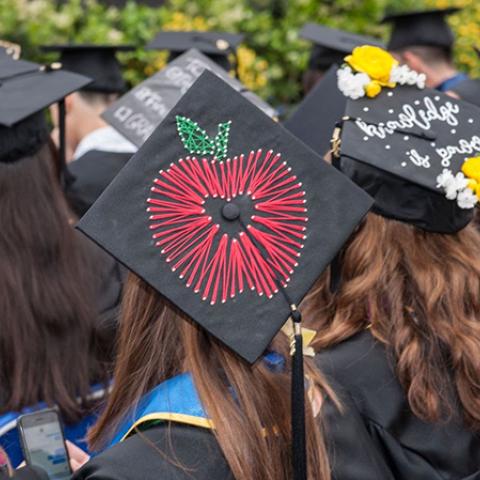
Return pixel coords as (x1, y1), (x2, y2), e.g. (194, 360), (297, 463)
(304, 213), (480, 429)
(89, 274), (334, 480)
(78, 91), (119, 108)
(0, 143), (108, 422)
(398, 45), (453, 65)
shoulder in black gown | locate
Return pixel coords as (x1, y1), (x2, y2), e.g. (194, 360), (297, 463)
(73, 424), (233, 480)
(316, 330), (480, 480)
(65, 150), (133, 218)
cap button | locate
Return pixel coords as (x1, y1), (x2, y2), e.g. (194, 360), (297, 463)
(222, 202), (240, 221)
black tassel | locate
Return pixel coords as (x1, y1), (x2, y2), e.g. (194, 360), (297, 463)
(58, 99), (75, 188)
(291, 309), (307, 480)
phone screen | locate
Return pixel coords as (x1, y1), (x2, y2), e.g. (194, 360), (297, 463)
(20, 412), (71, 480)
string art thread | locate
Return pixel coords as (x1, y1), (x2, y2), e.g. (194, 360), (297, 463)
(146, 148), (308, 305)
(176, 115), (231, 161)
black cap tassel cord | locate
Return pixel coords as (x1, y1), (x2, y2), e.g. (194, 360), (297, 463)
(237, 217), (307, 480)
(57, 98), (75, 188)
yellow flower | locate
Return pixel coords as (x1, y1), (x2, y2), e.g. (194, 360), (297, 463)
(365, 81), (382, 97)
(345, 45), (398, 87)
(462, 156), (480, 182)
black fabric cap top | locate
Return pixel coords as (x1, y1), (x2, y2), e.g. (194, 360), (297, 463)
(338, 85), (480, 233)
(0, 55), (91, 162)
(146, 31), (244, 71)
(284, 65), (346, 157)
(41, 45), (134, 93)
(382, 8), (460, 51)
(77, 70), (373, 363)
(300, 23), (384, 71)
(147, 31), (243, 55)
(0, 54), (91, 126)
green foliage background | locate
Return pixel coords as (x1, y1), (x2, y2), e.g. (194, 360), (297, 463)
(0, 0), (478, 105)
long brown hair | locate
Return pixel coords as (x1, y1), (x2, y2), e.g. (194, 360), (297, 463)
(0, 142), (108, 422)
(304, 212), (480, 429)
(89, 273), (332, 480)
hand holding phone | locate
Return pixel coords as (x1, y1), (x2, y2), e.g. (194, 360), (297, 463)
(17, 410), (71, 480)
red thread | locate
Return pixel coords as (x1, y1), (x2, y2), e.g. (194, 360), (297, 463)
(146, 149), (307, 305)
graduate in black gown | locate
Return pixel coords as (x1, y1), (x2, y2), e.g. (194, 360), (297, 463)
(302, 46), (480, 479)
(0, 54), (120, 464)
(382, 7), (480, 98)
(42, 45), (137, 217)
(65, 71), (372, 480)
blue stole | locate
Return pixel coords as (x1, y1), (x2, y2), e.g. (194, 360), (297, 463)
(106, 373), (211, 449)
(437, 73), (469, 92)
(106, 353), (287, 449)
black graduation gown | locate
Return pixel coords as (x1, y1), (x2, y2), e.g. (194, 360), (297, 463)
(65, 150), (132, 218)
(73, 424), (233, 480)
(451, 78), (480, 108)
(316, 331), (480, 480)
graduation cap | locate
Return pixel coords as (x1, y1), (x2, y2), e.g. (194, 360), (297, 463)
(382, 8), (460, 51)
(77, 70), (373, 477)
(300, 23), (384, 71)
(102, 48), (278, 148)
(334, 84), (480, 233)
(284, 65), (346, 156)
(41, 45), (134, 93)
(146, 31), (244, 72)
(0, 55), (91, 165)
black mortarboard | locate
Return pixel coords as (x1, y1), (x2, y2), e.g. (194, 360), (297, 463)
(335, 85), (480, 233)
(102, 48), (278, 148)
(284, 65), (346, 156)
(78, 70), (373, 477)
(146, 31), (244, 71)
(78, 70), (372, 363)
(382, 8), (460, 51)
(300, 23), (384, 71)
(41, 45), (134, 93)
(0, 55), (91, 163)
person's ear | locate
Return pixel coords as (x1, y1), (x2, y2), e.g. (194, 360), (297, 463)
(64, 93), (76, 115)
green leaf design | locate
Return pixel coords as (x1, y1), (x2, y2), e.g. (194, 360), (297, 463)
(176, 116), (231, 161)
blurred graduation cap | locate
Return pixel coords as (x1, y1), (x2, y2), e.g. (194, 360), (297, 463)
(146, 31), (244, 72)
(77, 70), (372, 477)
(41, 45), (134, 93)
(0, 54), (91, 174)
(334, 84), (480, 233)
(284, 65), (345, 156)
(300, 23), (384, 72)
(102, 48), (278, 148)
(382, 8), (460, 51)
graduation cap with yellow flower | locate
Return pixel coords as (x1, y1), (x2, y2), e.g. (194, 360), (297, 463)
(333, 46), (480, 233)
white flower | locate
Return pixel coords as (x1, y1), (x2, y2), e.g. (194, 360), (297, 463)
(436, 169), (455, 195)
(417, 73), (426, 89)
(337, 66), (370, 100)
(437, 169), (477, 208)
(390, 65), (426, 90)
(457, 188), (478, 209)
(453, 172), (469, 191)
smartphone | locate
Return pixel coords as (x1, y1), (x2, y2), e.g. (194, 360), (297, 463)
(17, 409), (71, 480)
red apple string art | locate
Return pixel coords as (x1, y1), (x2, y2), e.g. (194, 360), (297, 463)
(146, 116), (308, 305)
